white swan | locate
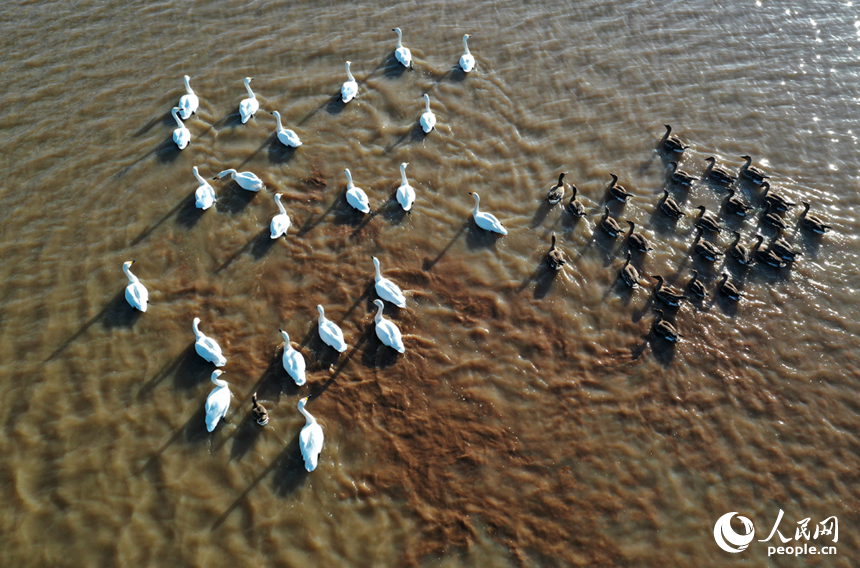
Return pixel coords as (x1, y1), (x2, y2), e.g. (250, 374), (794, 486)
(270, 193), (291, 239)
(459, 34), (475, 73)
(372, 256), (406, 307)
(271, 111), (302, 148)
(344, 168), (370, 214)
(192, 317), (227, 367)
(341, 61), (358, 103)
(280, 329), (306, 386)
(178, 75), (199, 120)
(192, 166), (216, 210)
(373, 300), (405, 353)
(419, 94), (436, 134)
(469, 192), (507, 235)
(395, 162), (415, 212)
(122, 260), (148, 312)
(317, 305), (347, 352)
(297, 397), (324, 472)
(239, 77), (259, 124)
(205, 370), (231, 432)
(171, 107), (190, 150)
(215, 169), (264, 191)
(392, 28), (413, 69)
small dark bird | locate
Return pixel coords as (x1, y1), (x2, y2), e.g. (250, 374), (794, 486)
(761, 206), (789, 230)
(724, 187), (752, 217)
(669, 161), (698, 186)
(625, 220), (653, 253)
(739, 155), (770, 185)
(659, 190), (685, 219)
(251, 393), (269, 426)
(695, 205), (721, 233)
(692, 226), (723, 262)
(661, 124), (687, 154)
(760, 181), (796, 211)
(729, 231), (758, 266)
(546, 233), (566, 270)
(620, 251), (642, 289)
(799, 201), (832, 234)
(754, 235), (788, 268)
(652, 309), (681, 342)
(769, 228), (800, 261)
(601, 206), (622, 237)
(686, 269), (708, 300)
(717, 272), (744, 302)
(547, 172), (566, 205)
(703, 156), (736, 186)
(652, 275), (686, 307)
(567, 185), (587, 217)
(607, 173), (631, 202)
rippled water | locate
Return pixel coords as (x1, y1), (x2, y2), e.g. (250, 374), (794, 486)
(1, 0), (858, 566)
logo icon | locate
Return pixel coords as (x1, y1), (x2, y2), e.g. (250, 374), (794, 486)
(714, 512), (756, 553)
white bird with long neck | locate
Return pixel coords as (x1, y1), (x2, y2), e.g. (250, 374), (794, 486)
(215, 168), (264, 191)
(271, 111), (302, 148)
(341, 61), (358, 103)
(372, 256), (406, 307)
(192, 166), (216, 210)
(459, 34), (475, 73)
(317, 305), (347, 353)
(469, 192), (507, 234)
(270, 193), (291, 239)
(419, 94), (436, 134)
(280, 329), (306, 386)
(192, 317), (227, 367)
(178, 75), (199, 120)
(392, 27), (413, 69)
(297, 397), (324, 472)
(344, 168), (370, 214)
(171, 107), (190, 150)
(239, 77), (259, 124)
(205, 370), (231, 432)
(395, 162), (415, 212)
(373, 299), (405, 353)
(122, 260), (148, 312)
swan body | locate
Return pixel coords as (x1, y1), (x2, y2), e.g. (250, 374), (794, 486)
(122, 260), (148, 312)
(373, 300), (405, 353)
(395, 162), (415, 211)
(192, 166), (216, 210)
(317, 305), (347, 352)
(280, 329), (306, 386)
(272, 111), (302, 148)
(469, 192), (507, 234)
(392, 28), (413, 69)
(171, 107), (190, 150)
(178, 75), (199, 120)
(344, 168), (370, 213)
(298, 397), (324, 472)
(239, 77), (258, 124)
(341, 61), (358, 103)
(420, 94), (436, 133)
(372, 256), (406, 307)
(459, 34), (475, 72)
(216, 168), (264, 191)
(205, 370), (231, 432)
(270, 193), (291, 239)
(193, 317), (227, 367)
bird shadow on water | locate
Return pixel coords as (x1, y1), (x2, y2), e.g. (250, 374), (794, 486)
(533, 263), (560, 300)
(214, 228), (271, 275)
(133, 109), (175, 138)
(45, 290), (140, 362)
(214, 182), (257, 215)
(530, 200), (554, 229)
(630, 333), (677, 367)
(422, 219), (469, 271)
(268, 137), (297, 164)
(466, 221), (504, 250)
(385, 122), (427, 153)
(361, 330), (401, 369)
(155, 138), (182, 163)
(215, 111), (246, 129)
(175, 193), (205, 229)
(172, 343), (215, 391)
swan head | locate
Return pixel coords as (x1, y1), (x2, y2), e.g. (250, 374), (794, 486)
(274, 193), (282, 202)
(211, 369), (225, 385)
(400, 162), (408, 172)
(374, 299), (384, 309)
(298, 396), (309, 410)
(470, 191), (480, 202)
(392, 27), (401, 34)
(280, 328), (290, 342)
(244, 76), (253, 85)
(424, 93), (430, 104)
(272, 110), (280, 118)
(372, 255), (380, 268)
(345, 60), (351, 71)
(464, 33), (472, 39)
(123, 260), (134, 270)
(193, 317), (201, 329)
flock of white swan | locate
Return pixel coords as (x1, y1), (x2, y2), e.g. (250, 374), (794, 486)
(123, 31), (478, 473)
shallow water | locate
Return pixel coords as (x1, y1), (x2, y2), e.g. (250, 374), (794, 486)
(1, 0), (858, 566)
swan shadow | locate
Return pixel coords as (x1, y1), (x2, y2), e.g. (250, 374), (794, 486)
(45, 289), (126, 362)
(214, 182), (257, 215)
(332, 195), (368, 227)
(156, 139), (182, 163)
(603, 276), (637, 307)
(533, 263), (560, 300)
(591, 230), (621, 268)
(272, 431), (310, 497)
(251, 229), (278, 260)
(214, 234), (256, 275)
(305, 327), (347, 371)
(438, 65), (467, 84)
(215, 111), (246, 129)
(133, 110), (175, 138)
(385, 122), (427, 153)
(380, 197), (408, 225)
(530, 200), (554, 229)
(229, 416), (265, 462)
(308, 325), (373, 400)
(326, 94), (347, 115)
(175, 193), (206, 229)
(102, 291), (143, 329)
(296, 196), (341, 237)
(714, 293), (740, 318)
(129, 196), (189, 248)
(423, 219), (470, 271)
(268, 137), (297, 164)
(466, 220), (504, 249)
(172, 343), (215, 391)
(138, 344), (192, 399)
(184, 405), (212, 445)
(382, 52), (409, 79)
(361, 329), (401, 369)
(797, 227), (823, 258)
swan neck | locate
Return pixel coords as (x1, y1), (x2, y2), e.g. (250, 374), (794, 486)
(275, 195), (286, 215)
(211, 375), (227, 388)
(395, 29), (403, 48)
(192, 319), (202, 338)
(245, 80), (255, 98)
(219, 169), (236, 180)
(472, 193), (480, 215)
(298, 400), (316, 425)
(281, 330), (290, 344)
(184, 75), (192, 93)
(171, 108), (183, 127)
(375, 302), (384, 322)
(463, 35), (470, 54)
(274, 112), (283, 130)
(345, 169), (353, 188)
(424, 95), (430, 112)
(373, 258), (382, 280)
(345, 62), (354, 81)
(193, 167), (205, 184)
(400, 163), (408, 184)
(123, 264), (138, 284)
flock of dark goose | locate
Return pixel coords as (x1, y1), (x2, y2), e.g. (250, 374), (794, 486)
(121, 30), (477, 473)
(121, 32), (832, 473)
(543, 124), (832, 344)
